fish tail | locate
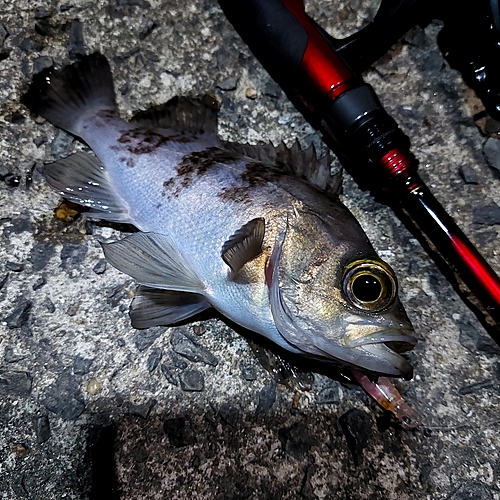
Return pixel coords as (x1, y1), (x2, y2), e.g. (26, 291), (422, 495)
(21, 52), (117, 135)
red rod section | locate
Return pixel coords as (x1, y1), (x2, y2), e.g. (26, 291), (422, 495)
(451, 236), (500, 306)
(283, 0), (354, 99)
(379, 147), (500, 323)
(409, 187), (500, 323)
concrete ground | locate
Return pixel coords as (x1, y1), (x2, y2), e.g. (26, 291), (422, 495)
(0, 0), (499, 499)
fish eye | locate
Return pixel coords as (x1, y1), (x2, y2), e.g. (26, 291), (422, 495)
(343, 260), (397, 312)
(352, 274), (382, 302)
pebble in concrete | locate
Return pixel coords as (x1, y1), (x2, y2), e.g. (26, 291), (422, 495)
(179, 369), (204, 392)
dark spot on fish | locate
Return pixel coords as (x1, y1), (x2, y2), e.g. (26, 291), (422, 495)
(161, 177), (177, 199)
(216, 161), (281, 203)
(96, 109), (118, 119)
(217, 186), (251, 204)
(116, 128), (190, 155)
(177, 147), (237, 177)
(242, 161), (279, 187)
(117, 129), (169, 154)
(118, 156), (134, 167)
(174, 147), (239, 195)
(163, 177), (175, 188)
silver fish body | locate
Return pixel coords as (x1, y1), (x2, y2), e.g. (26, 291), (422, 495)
(23, 53), (416, 378)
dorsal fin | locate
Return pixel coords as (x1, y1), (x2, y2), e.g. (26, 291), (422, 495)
(223, 139), (341, 198)
(221, 218), (265, 275)
(131, 94), (220, 144)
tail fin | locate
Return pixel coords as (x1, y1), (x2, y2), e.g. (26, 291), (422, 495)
(21, 52), (117, 135)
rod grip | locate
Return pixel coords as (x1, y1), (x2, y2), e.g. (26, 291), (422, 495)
(219, 0), (308, 84)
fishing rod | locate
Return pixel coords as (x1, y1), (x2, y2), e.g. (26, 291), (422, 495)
(219, 0), (500, 342)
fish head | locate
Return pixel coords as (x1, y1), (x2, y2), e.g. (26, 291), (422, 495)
(267, 208), (416, 379)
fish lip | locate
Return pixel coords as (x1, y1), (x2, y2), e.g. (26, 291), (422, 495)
(345, 328), (417, 351)
(300, 328), (415, 379)
(359, 343), (414, 380)
(342, 328), (416, 379)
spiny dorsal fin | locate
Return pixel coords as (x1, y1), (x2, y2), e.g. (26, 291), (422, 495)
(221, 218), (265, 275)
(131, 94), (220, 143)
(223, 139), (341, 198)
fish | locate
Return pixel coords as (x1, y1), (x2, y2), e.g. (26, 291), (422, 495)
(22, 52), (417, 379)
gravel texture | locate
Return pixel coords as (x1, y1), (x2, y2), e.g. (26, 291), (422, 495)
(1, 1), (500, 499)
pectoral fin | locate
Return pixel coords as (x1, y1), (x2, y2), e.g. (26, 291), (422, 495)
(101, 232), (204, 293)
(130, 286), (210, 329)
(221, 218), (265, 275)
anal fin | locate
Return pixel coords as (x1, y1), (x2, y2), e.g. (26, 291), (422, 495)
(101, 232), (204, 294)
(130, 286), (210, 329)
(43, 152), (132, 224)
(221, 218), (265, 275)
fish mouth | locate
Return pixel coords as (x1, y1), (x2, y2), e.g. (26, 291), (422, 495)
(343, 328), (417, 380)
(357, 342), (414, 380)
(345, 329), (416, 352)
